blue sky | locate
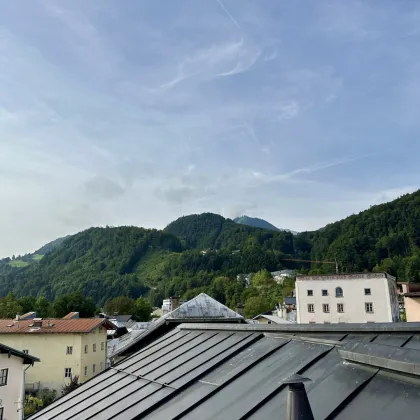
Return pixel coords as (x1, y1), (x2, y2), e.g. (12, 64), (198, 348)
(1, 0), (420, 256)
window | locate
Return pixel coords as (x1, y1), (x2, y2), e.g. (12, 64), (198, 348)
(93, 364), (96, 374)
(268, 320), (272, 324)
(323, 304), (330, 313)
(337, 303), (344, 313)
(0, 407), (3, 420)
(335, 287), (343, 297)
(365, 302), (374, 313)
(101, 342), (105, 351)
(23, 349), (29, 354)
(307, 304), (314, 313)
(84, 366), (88, 376)
(100, 362), (104, 371)
(64, 368), (72, 378)
(84, 345), (88, 354)
(66, 346), (73, 355)
(93, 343), (97, 352)
(322, 289), (328, 296)
(307, 290), (313, 296)
(364, 288), (371, 295)
(0, 369), (8, 386)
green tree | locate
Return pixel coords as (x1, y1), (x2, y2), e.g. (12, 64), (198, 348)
(0, 293), (23, 318)
(134, 297), (153, 321)
(244, 296), (273, 319)
(52, 292), (96, 318)
(104, 296), (135, 315)
(35, 296), (52, 318)
(18, 296), (37, 314)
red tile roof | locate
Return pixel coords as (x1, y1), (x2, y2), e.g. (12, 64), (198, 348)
(0, 318), (108, 334)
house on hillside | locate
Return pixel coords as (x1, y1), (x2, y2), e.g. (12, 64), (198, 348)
(295, 272), (400, 324)
(0, 343), (39, 420)
(30, 322), (420, 419)
(0, 314), (114, 392)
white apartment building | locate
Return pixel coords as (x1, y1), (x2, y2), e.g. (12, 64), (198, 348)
(295, 272), (400, 324)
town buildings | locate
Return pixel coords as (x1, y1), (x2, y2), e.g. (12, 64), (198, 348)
(0, 316), (111, 392)
(295, 272), (400, 324)
(0, 343), (39, 420)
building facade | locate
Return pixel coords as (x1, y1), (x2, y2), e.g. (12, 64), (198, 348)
(0, 318), (109, 392)
(398, 282), (420, 322)
(295, 272), (399, 324)
(0, 343), (39, 420)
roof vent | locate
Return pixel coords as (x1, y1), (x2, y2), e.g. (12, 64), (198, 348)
(31, 318), (43, 328)
(283, 374), (314, 420)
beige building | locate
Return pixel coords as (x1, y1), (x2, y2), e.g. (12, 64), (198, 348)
(0, 343), (39, 420)
(398, 282), (420, 322)
(295, 272), (400, 324)
(0, 317), (110, 392)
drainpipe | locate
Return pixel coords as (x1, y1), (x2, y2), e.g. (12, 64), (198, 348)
(284, 374), (314, 420)
(19, 364), (32, 420)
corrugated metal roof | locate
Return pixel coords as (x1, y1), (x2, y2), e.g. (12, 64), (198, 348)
(31, 323), (420, 419)
(0, 318), (107, 334)
(110, 293), (244, 358)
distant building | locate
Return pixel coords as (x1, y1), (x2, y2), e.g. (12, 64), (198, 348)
(295, 272), (399, 324)
(398, 282), (420, 322)
(237, 270), (298, 287)
(0, 343), (39, 420)
(252, 314), (293, 324)
(162, 297), (187, 314)
(0, 315), (113, 392)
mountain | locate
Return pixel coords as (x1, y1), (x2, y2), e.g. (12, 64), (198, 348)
(234, 215), (298, 234)
(1, 189), (420, 307)
(35, 235), (71, 255)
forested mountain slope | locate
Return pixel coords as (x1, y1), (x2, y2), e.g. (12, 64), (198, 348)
(1, 190), (420, 306)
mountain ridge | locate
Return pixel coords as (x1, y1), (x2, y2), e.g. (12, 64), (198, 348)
(234, 215), (298, 234)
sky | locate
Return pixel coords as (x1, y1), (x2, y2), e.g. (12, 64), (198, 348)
(1, 0), (420, 257)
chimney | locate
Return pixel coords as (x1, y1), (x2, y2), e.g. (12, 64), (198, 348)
(283, 374), (314, 420)
(236, 302), (244, 317)
(32, 318), (43, 328)
(170, 296), (180, 311)
(15, 313), (20, 321)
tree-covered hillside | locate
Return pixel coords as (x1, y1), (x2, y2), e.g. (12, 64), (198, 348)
(1, 189), (420, 309)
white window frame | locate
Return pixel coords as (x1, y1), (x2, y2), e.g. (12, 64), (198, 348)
(364, 288), (371, 296)
(337, 303), (344, 313)
(93, 343), (97, 352)
(64, 368), (72, 378)
(323, 304), (330, 313)
(84, 366), (88, 376)
(322, 289), (328, 296)
(23, 349), (29, 354)
(0, 368), (8, 386)
(335, 287), (344, 297)
(365, 302), (374, 313)
(84, 345), (88, 354)
(66, 346), (73, 355)
(307, 290), (313, 296)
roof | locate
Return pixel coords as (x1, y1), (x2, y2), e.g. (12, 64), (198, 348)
(0, 318), (110, 334)
(297, 272), (395, 281)
(31, 322), (420, 420)
(112, 315), (133, 323)
(284, 296), (296, 305)
(0, 342), (40, 364)
(109, 293), (244, 358)
(253, 314), (293, 324)
(62, 312), (79, 319)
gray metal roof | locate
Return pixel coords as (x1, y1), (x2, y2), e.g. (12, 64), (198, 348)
(31, 323), (420, 419)
(109, 293), (244, 358)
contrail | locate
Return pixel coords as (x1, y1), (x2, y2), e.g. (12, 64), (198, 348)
(216, 0), (241, 30)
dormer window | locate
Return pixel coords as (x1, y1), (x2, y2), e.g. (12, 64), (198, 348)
(335, 287), (343, 297)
